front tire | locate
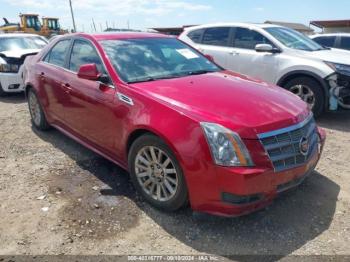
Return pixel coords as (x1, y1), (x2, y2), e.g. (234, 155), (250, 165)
(284, 77), (325, 117)
(27, 88), (50, 130)
(0, 84), (6, 97)
(128, 134), (188, 211)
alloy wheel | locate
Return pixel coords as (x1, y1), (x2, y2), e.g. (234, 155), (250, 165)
(28, 91), (42, 126)
(290, 84), (316, 109)
(134, 146), (178, 202)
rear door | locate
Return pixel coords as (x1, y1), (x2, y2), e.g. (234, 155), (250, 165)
(37, 39), (72, 124)
(193, 27), (233, 69)
(227, 27), (279, 83)
(63, 38), (117, 153)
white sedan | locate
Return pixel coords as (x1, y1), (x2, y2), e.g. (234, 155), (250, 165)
(0, 33), (47, 96)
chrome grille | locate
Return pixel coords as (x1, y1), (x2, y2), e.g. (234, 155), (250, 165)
(258, 115), (318, 172)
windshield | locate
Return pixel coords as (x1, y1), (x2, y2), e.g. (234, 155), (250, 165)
(0, 37), (47, 52)
(100, 38), (221, 83)
(265, 27), (324, 51)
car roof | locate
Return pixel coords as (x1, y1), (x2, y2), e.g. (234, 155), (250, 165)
(183, 22), (283, 32)
(0, 33), (44, 38)
(311, 33), (350, 37)
(72, 32), (171, 41)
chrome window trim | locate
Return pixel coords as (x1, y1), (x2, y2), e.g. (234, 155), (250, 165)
(257, 113), (314, 139)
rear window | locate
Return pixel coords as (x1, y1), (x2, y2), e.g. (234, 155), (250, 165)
(313, 36), (336, 48)
(187, 29), (204, 44)
(0, 36), (47, 52)
(202, 27), (230, 47)
(340, 37), (350, 50)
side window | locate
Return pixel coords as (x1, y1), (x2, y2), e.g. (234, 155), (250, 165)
(46, 40), (71, 68)
(233, 28), (273, 49)
(314, 36), (336, 47)
(340, 37), (350, 50)
(187, 29), (204, 44)
(202, 27), (230, 47)
(69, 40), (104, 73)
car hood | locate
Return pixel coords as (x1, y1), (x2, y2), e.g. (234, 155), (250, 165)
(298, 48), (350, 65)
(0, 49), (41, 59)
(129, 71), (309, 139)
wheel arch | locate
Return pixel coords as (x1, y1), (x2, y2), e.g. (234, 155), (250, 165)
(276, 70), (330, 109)
(126, 127), (181, 162)
(24, 83), (34, 97)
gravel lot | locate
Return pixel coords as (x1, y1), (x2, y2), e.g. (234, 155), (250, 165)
(0, 93), (349, 260)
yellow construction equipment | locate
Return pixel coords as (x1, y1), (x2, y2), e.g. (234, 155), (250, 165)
(41, 17), (68, 37)
(0, 14), (67, 38)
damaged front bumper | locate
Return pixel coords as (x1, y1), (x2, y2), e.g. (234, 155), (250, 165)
(326, 72), (350, 111)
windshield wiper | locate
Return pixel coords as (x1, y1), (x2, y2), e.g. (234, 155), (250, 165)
(127, 70), (217, 83)
(127, 77), (156, 84)
(127, 74), (181, 84)
(186, 69), (217, 75)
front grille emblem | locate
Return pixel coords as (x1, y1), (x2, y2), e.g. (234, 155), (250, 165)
(299, 137), (310, 156)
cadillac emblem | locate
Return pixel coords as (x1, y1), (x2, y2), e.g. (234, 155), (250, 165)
(299, 137), (310, 156)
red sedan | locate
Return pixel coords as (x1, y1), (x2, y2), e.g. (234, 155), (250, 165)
(24, 33), (326, 217)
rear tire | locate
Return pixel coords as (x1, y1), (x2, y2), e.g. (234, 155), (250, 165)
(27, 88), (50, 131)
(283, 77), (325, 117)
(128, 134), (188, 212)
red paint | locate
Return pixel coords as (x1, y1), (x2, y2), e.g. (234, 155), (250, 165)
(77, 63), (101, 80)
(24, 33), (326, 217)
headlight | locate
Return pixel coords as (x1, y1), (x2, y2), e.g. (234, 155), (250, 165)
(0, 63), (20, 73)
(201, 122), (254, 167)
(325, 61), (350, 77)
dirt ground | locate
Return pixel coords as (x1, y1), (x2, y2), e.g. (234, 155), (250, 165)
(0, 93), (349, 260)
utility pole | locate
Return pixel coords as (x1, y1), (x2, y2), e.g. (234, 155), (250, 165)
(92, 18), (97, 32)
(69, 0), (77, 32)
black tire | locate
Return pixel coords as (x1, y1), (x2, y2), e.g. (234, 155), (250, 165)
(0, 84), (6, 97)
(283, 76), (325, 117)
(27, 88), (50, 131)
(128, 134), (188, 211)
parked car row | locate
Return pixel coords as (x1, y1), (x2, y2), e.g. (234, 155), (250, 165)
(22, 31), (326, 217)
(179, 23), (350, 116)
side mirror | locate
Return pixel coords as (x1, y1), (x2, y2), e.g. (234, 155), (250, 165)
(204, 54), (215, 62)
(77, 63), (101, 81)
(255, 44), (280, 53)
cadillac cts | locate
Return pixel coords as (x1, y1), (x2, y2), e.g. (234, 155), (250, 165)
(24, 33), (326, 217)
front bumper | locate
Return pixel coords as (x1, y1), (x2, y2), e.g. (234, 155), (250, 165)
(0, 66), (25, 93)
(191, 128), (326, 217)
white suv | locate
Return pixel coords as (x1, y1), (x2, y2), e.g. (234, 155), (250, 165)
(0, 33), (47, 96)
(179, 23), (350, 116)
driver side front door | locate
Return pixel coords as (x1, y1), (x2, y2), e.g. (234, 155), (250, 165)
(228, 27), (280, 83)
(62, 39), (118, 154)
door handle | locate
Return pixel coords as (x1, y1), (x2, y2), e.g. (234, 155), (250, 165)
(229, 50), (239, 55)
(61, 83), (72, 93)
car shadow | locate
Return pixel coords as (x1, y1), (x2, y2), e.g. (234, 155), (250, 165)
(0, 92), (26, 104)
(317, 110), (350, 132)
(32, 126), (339, 259)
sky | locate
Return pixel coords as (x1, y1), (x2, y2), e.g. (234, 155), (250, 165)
(1, 0), (350, 32)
